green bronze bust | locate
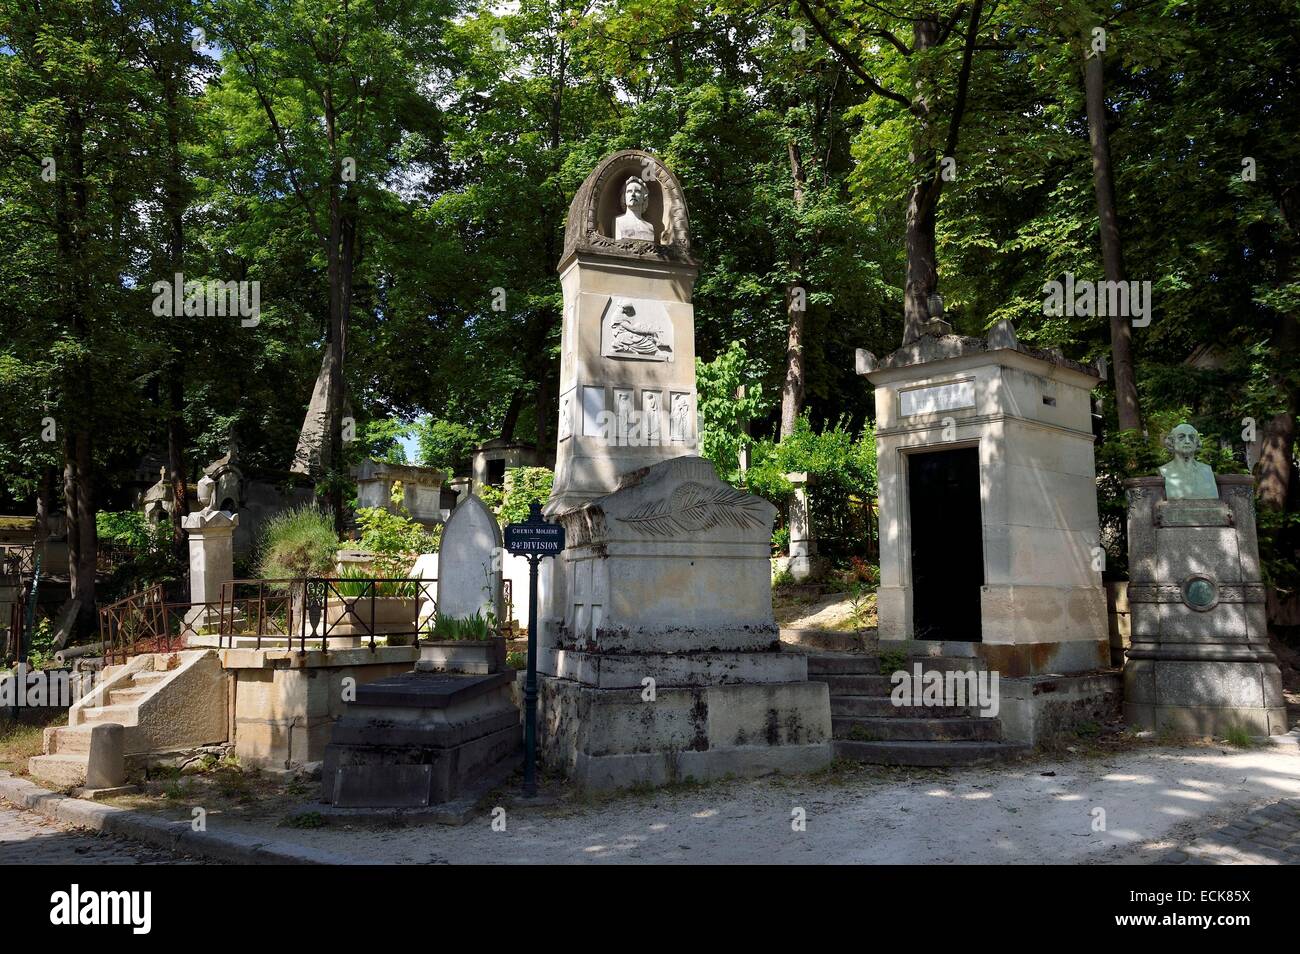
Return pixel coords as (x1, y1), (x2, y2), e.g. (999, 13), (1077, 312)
(1158, 423), (1220, 500)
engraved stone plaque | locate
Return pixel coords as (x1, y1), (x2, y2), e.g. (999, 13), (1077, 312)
(899, 379), (975, 417)
(1155, 498), (1232, 528)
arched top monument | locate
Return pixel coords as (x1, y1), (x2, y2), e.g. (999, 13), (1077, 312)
(561, 149), (695, 267)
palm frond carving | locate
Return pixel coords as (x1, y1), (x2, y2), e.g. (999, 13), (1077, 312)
(618, 481), (767, 536)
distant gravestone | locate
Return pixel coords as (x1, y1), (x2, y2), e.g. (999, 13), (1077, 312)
(436, 496), (501, 624)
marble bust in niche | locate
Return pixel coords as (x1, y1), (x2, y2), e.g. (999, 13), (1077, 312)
(614, 175), (656, 242)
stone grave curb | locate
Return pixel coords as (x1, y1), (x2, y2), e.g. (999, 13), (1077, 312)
(0, 770), (353, 865)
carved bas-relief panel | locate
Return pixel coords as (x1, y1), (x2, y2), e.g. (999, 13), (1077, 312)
(600, 297), (674, 362)
(558, 389), (574, 441)
(669, 392), (692, 443)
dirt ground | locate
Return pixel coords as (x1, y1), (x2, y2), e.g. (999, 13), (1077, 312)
(106, 736), (1300, 865)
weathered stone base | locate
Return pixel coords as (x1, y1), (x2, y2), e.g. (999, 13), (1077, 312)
(539, 647), (808, 688)
(876, 636), (1111, 677)
(221, 645), (419, 771)
(538, 673), (831, 790)
(417, 637), (507, 675)
(998, 671), (1123, 745)
(1124, 649), (1287, 736)
(322, 671), (521, 807)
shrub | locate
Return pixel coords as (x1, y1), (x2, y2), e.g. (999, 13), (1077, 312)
(96, 512), (183, 599)
(747, 415), (877, 561)
(697, 341), (770, 484)
(499, 467), (554, 525)
(256, 506), (338, 583)
(476, 483), (504, 511)
(96, 511), (153, 550)
(355, 506), (436, 557)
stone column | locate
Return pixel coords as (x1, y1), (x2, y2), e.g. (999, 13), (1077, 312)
(183, 508), (238, 633)
(785, 471), (823, 583)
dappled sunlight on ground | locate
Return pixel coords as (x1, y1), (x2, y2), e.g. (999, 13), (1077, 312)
(171, 741), (1300, 864)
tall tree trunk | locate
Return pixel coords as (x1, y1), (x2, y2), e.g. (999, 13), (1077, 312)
(56, 96), (97, 635)
(780, 140), (808, 439)
(901, 15), (942, 346)
(902, 178), (941, 344)
(163, 62), (190, 564)
(35, 467), (53, 567)
(1083, 49), (1143, 433)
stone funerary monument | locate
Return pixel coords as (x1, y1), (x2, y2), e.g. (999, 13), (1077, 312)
(1123, 424), (1286, 735)
(537, 150), (832, 787)
(856, 319), (1119, 742)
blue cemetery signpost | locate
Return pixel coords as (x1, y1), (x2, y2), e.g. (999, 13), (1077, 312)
(503, 502), (565, 796)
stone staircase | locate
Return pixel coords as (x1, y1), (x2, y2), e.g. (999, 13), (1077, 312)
(806, 651), (1028, 766)
(29, 650), (226, 788)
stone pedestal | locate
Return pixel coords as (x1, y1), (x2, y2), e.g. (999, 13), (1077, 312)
(537, 456), (831, 788)
(182, 508), (238, 632)
(782, 471), (827, 582)
(546, 149), (701, 515)
(1122, 474), (1286, 736)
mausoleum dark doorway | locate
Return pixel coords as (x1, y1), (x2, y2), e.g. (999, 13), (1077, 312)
(908, 446), (984, 642)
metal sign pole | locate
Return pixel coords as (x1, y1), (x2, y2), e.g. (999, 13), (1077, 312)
(504, 501), (564, 800)
(523, 552), (541, 797)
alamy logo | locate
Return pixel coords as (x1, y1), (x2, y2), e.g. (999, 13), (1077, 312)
(1042, 272), (1151, 327)
(151, 272), (260, 327)
(0, 664), (96, 708)
(889, 664), (1000, 717)
(50, 884), (151, 934)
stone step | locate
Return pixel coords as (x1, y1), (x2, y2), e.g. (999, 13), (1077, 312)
(820, 674), (896, 695)
(830, 695), (980, 719)
(27, 753), (89, 788)
(832, 716), (1003, 742)
(80, 704), (135, 724)
(886, 654), (987, 673)
(832, 739), (1028, 767)
(107, 688), (149, 705)
(806, 654), (882, 676)
(129, 671), (168, 686)
(48, 727), (94, 754)
(780, 629), (872, 653)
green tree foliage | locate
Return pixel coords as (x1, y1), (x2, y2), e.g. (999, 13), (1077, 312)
(697, 341), (771, 484)
(748, 415), (877, 560)
(0, 0), (1298, 622)
(499, 468), (555, 526)
(414, 418), (482, 474)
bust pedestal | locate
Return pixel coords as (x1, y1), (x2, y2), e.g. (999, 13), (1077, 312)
(1122, 474), (1286, 736)
(182, 509), (238, 633)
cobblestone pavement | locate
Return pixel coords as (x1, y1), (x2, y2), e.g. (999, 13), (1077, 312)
(0, 799), (199, 865)
(1158, 798), (1300, 865)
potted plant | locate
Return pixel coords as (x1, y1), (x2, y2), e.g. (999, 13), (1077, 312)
(325, 567), (422, 645)
(418, 609), (507, 674)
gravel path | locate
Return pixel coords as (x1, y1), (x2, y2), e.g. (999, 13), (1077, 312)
(208, 742), (1300, 864)
(0, 799), (202, 865)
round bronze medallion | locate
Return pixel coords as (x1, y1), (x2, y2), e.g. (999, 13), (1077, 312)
(1182, 575), (1218, 611)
